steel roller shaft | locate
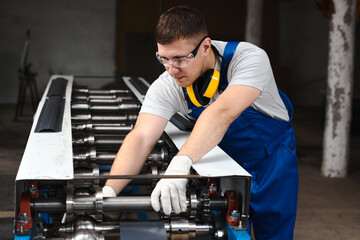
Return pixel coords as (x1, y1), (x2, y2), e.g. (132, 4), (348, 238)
(72, 133), (125, 148)
(73, 89), (130, 94)
(71, 112), (138, 122)
(71, 102), (141, 111)
(72, 93), (133, 101)
(73, 169), (164, 187)
(31, 195), (228, 213)
(73, 147), (168, 164)
(72, 133), (164, 149)
(72, 123), (134, 134)
(72, 99), (137, 107)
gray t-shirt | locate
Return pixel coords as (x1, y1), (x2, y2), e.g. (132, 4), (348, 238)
(140, 40), (289, 121)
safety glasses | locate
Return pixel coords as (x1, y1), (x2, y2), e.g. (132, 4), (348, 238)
(156, 36), (208, 68)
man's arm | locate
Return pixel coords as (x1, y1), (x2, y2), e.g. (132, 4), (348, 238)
(178, 85), (261, 162)
(151, 85), (261, 214)
(105, 113), (168, 194)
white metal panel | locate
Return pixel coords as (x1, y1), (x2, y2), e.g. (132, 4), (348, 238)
(122, 76), (149, 103)
(164, 122), (251, 177)
(16, 75), (74, 180)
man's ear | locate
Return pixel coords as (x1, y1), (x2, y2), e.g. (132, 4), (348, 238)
(203, 38), (212, 54)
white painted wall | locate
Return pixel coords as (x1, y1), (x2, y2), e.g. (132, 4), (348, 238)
(0, 0), (116, 103)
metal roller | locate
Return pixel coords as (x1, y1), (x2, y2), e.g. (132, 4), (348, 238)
(164, 218), (213, 240)
(73, 147), (169, 165)
(87, 98), (134, 104)
(30, 195), (228, 214)
(72, 133), (125, 149)
(73, 89), (130, 94)
(72, 133), (164, 149)
(71, 101), (141, 111)
(72, 123), (134, 134)
(71, 112), (138, 123)
(72, 99), (138, 107)
(72, 93), (133, 101)
(72, 172), (157, 188)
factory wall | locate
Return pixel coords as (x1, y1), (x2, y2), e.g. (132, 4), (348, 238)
(0, 0), (358, 108)
(0, 0), (116, 103)
(279, 0), (359, 107)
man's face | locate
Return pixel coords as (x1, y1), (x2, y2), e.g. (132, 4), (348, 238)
(157, 38), (205, 88)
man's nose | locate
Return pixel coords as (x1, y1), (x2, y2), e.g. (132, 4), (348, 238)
(167, 64), (180, 75)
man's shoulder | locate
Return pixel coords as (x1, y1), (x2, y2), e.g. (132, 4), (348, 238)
(212, 40), (264, 57)
(148, 72), (179, 95)
(152, 71), (176, 87)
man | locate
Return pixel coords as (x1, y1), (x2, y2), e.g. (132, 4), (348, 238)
(103, 6), (299, 240)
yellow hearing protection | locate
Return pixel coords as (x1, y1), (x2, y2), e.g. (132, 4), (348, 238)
(186, 68), (220, 107)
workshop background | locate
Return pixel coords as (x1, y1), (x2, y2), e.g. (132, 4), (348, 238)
(0, 0), (359, 239)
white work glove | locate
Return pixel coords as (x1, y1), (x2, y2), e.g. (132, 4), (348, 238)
(102, 185), (117, 197)
(151, 155), (193, 215)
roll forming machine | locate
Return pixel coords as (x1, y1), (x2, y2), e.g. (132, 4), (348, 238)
(14, 75), (252, 240)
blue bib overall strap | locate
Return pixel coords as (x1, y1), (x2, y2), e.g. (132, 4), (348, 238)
(183, 41), (298, 240)
(220, 41), (240, 90)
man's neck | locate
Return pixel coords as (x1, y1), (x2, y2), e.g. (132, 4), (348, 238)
(203, 47), (217, 72)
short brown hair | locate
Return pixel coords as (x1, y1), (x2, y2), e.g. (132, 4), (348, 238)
(155, 6), (208, 45)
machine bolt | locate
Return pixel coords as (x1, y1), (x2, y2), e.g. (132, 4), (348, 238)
(18, 213), (30, 223)
(229, 210), (240, 219)
(28, 184), (36, 193)
(209, 183), (217, 192)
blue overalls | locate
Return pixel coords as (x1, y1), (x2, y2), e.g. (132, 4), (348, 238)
(183, 42), (299, 240)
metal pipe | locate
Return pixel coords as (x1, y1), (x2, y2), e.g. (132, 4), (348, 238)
(31, 198), (66, 212)
(72, 133), (125, 148)
(72, 133), (164, 149)
(72, 93), (133, 101)
(31, 195), (227, 213)
(73, 89), (130, 94)
(31, 196), (152, 213)
(71, 112), (138, 123)
(73, 147), (168, 164)
(72, 99), (138, 107)
(73, 171), (159, 187)
(72, 123), (134, 134)
(103, 196), (152, 212)
(71, 102), (140, 111)
(88, 98), (133, 104)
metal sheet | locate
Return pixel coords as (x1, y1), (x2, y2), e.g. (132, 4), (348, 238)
(16, 75), (74, 180)
(120, 222), (167, 240)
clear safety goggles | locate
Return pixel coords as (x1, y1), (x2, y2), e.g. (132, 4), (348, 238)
(156, 36), (208, 68)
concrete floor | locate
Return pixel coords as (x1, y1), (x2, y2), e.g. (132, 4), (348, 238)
(0, 103), (359, 239)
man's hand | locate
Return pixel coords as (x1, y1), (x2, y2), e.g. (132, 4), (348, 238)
(102, 185), (117, 197)
(151, 155), (193, 215)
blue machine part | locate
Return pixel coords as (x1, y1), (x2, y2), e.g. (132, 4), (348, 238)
(99, 164), (112, 172)
(227, 224), (251, 240)
(40, 213), (52, 224)
(14, 233), (31, 240)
